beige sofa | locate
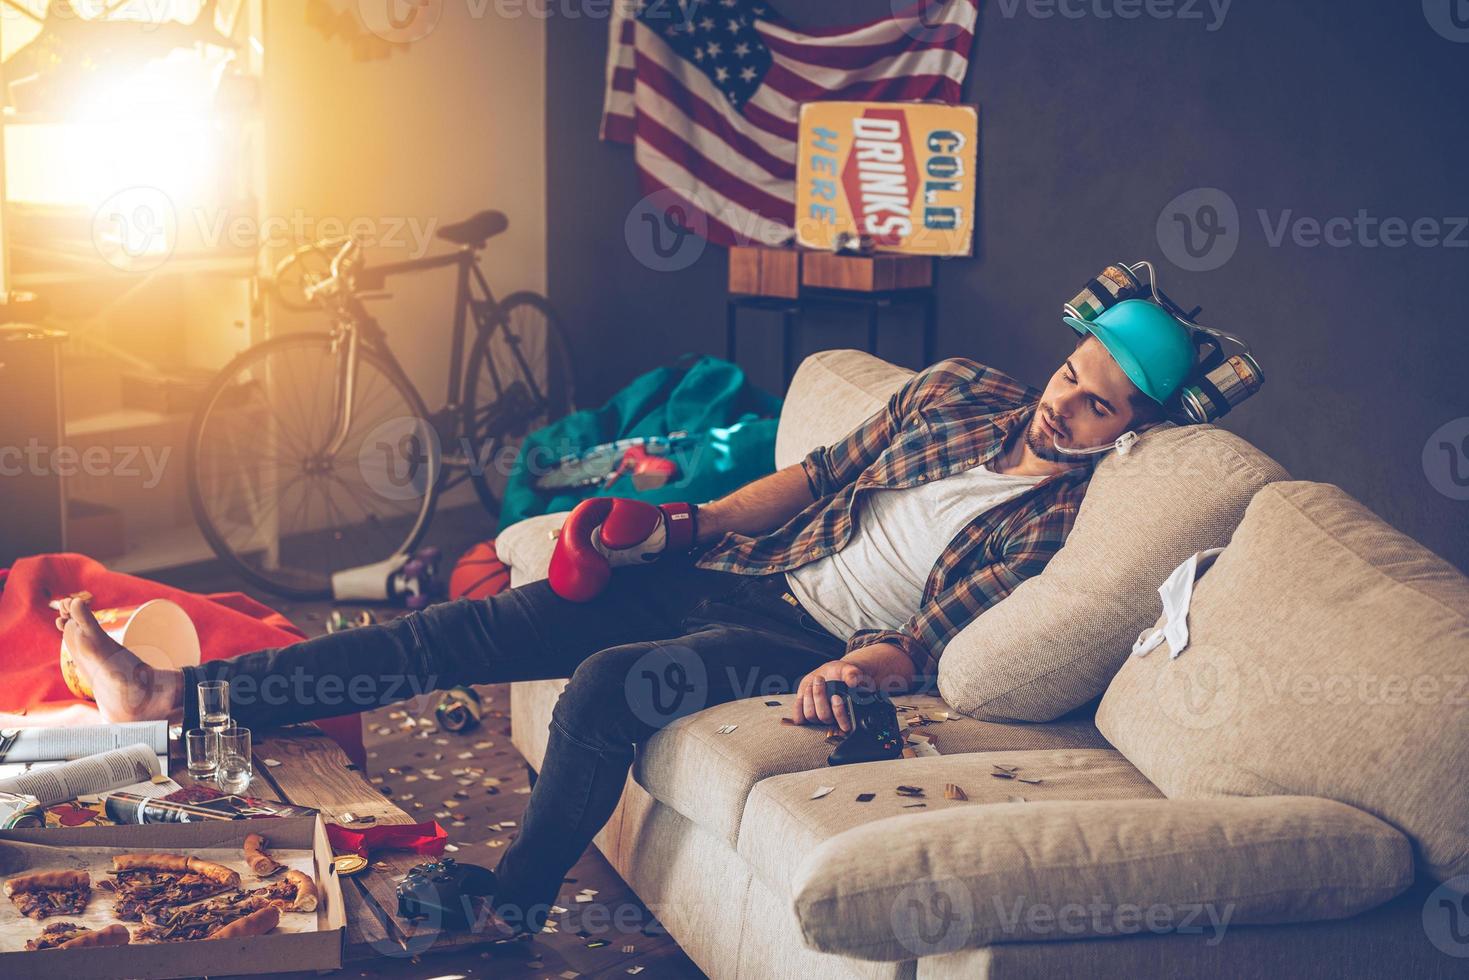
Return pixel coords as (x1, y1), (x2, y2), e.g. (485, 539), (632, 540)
(496, 350), (1468, 979)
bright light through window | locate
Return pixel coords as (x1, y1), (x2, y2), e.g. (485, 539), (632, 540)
(2, 0), (239, 211)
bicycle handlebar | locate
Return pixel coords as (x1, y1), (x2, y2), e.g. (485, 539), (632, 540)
(303, 238), (361, 305)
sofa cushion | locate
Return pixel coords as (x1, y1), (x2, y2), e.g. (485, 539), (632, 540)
(775, 349), (914, 469)
(939, 422), (1288, 723)
(635, 698), (1112, 848)
(788, 795), (1413, 962)
(1097, 481), (1469, 883)
(737, 749), (1159, 896)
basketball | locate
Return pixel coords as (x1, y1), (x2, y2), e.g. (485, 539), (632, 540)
(449, 540), (511, 600)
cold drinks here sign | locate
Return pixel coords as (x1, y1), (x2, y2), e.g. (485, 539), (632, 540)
(794, 102), (978, 257)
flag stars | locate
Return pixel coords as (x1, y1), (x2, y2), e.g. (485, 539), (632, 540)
(705, 41), (722, 57)
(739, 65), (757, 82)
(699, 16), (714, 31)
(733, 41), (750, 57)
(727, 18), (742, 32)
(715, 66), (730, 83)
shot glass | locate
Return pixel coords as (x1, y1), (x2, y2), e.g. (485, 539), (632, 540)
(215, 726), (253, 795)
(198, 680), (230, 734)
(184, 728), (218, 780)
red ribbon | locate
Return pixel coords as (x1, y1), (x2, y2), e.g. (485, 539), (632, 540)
(327, 820), (447, 858)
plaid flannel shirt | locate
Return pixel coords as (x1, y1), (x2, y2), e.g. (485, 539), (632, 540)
(695, 358), (1093, 676)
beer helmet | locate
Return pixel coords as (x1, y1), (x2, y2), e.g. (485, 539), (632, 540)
(1052, 260), (1265, 457)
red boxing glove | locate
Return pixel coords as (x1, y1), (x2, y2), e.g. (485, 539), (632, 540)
(547, 498), (697, 602)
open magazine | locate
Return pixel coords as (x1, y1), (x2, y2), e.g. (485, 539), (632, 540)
(0, 722), (178, 806)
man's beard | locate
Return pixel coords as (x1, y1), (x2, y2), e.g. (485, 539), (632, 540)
(1025, 408), (1071, 463)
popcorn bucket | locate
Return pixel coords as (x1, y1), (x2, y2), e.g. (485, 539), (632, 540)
(58, 600), (202, 701)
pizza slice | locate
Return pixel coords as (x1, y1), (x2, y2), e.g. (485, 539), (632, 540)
(134, 892), (283, 944)
(3, 870), (92, 920)
(25, 922), (130, 951)
(101, 852), (244, 921)
(255, 869), (319, 912)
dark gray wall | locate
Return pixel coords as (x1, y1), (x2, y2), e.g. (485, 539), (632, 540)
(547, 0), (1469, 571)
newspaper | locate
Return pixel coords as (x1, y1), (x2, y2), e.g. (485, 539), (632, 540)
(0, 744), (177, 806)
(0, 721), (167, 765)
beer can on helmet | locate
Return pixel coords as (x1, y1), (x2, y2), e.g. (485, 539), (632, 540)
(1180, 353), (1265, 423)
(1064, 264), (1145, 322)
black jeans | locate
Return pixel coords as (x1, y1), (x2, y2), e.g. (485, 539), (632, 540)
(182, 559), (844, 931)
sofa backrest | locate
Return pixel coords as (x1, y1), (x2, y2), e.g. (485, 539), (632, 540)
(1097, 481), (1469, 883)
(938, 422), (1288, 722)
(775, 349), (912, 468)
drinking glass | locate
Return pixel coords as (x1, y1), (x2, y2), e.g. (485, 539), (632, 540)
(184, 728), (218, 780)
(198, 680), (230, 734)
(215, 727), (253, 795)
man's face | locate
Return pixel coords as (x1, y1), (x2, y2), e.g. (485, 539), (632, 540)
(1025, 336), (1152, 461)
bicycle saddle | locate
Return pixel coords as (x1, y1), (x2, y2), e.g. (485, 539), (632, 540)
(437, 210), (509, 247)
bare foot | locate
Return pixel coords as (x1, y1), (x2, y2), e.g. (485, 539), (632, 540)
(56, 598), (183, 723)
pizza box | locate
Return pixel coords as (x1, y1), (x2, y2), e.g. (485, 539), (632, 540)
(0, 815), (345, 979)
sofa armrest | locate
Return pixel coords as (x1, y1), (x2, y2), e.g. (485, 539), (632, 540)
(494, 512), (570, 587)
(789, 795), (1413, 961)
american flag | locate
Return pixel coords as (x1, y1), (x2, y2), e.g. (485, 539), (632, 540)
(601, 0), (979, 246)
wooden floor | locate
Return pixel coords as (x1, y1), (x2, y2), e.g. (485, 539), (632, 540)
(159, 505), (707, 980)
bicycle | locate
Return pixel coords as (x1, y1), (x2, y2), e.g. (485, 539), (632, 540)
(186, 210), (573, 599)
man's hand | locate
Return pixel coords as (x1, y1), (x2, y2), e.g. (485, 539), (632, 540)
(791, 660), (874, 733)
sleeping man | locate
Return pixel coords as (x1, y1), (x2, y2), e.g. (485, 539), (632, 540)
(56, 299), (1193, 934)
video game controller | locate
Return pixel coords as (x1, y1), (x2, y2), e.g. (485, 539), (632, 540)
(395, 858), (497, 931)
(824, 680), (906, 766)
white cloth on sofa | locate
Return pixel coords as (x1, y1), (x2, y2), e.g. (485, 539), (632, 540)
(1131, 546), (1226, 659)
(787, 463), (1043, 639)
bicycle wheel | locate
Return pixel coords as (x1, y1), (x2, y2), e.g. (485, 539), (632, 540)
(463, 292), (574, 515)
(187, 332), (439, 599)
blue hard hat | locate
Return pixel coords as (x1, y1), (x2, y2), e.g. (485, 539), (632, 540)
(1064, 300), (1196, 405)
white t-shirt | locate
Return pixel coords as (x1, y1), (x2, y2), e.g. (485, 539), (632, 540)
(786, 463), (1045, 639)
